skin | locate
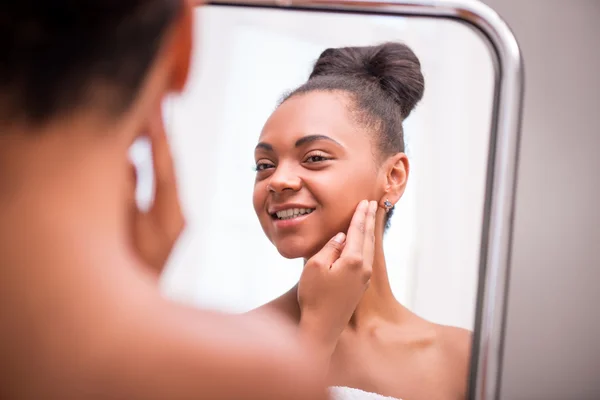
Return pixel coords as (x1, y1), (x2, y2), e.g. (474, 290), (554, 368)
(0, 2), (335, 399)
(252, 90), (473, 400)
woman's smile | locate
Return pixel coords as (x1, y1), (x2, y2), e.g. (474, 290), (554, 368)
(268, 205), (317, 230)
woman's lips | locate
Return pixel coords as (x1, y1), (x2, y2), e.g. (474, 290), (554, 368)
(271, 209), (314, 229)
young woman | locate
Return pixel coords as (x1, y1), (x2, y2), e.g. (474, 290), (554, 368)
(253, 42), (472, 400)
(0, 1), (375, 398)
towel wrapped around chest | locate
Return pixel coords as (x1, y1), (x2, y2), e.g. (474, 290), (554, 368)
(329, 386), (403, 400)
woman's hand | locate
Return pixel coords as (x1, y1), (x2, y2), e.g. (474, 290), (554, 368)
(297, 200), (377, 365)
(130, 106), (185, 275)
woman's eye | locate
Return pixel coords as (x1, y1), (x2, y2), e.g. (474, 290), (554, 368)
(305, 155), (330, 163)
(255, 162), (274, 171)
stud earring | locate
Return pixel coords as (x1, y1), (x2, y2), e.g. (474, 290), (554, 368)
(383, 199), (393, 213)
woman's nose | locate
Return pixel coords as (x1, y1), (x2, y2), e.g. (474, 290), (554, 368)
(267, 164), (302, 193)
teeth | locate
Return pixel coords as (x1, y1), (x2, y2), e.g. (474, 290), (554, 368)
(275, 208), (314, 220)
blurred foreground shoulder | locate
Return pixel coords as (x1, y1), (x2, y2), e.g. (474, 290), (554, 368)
(223, 309), (330, 400)
(105, 295), (330, 400)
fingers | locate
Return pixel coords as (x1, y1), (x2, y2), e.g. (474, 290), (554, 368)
(148, 106), (178, 203)
(332, 200), (376, 284)
(129, 162), (138, 200)
(339, 200), (369, 260)
(128, 162), (140, 220)
(309, 232), (346, 269)
(361, 201), (378, 268)
(147, 104), (185, 237)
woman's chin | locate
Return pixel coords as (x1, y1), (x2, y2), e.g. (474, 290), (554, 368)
(273, 231), (337, 260)
(273, 237), (315, 260)
(276, 245), (308, 260)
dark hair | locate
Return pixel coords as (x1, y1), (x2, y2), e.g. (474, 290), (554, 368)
(0, 0), (182, 128)
(282, 42), (425, 230)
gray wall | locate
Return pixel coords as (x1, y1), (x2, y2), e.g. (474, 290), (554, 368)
(480, 1), (600, 399)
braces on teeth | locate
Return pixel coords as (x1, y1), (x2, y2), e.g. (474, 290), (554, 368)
(275, 208), (314, 220)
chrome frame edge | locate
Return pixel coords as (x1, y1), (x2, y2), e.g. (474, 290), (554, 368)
(198, 1), (525, 399)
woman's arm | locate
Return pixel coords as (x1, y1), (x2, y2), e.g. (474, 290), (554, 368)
(0, 245), (328, 400)
(93, 290), (330, 400)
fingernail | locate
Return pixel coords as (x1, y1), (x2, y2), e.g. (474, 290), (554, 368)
(360, 199), (368, 207)
(333, 232), (346, 244)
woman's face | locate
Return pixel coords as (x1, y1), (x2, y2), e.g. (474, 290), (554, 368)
(252, 91), (386, 259)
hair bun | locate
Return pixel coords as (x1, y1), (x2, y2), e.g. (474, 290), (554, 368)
(309, 42), (425, 118)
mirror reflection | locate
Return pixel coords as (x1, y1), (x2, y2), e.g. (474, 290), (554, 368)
(130, 5), (494, 400)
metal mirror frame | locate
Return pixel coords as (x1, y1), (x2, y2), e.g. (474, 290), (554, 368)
(192, 1), (524, 399)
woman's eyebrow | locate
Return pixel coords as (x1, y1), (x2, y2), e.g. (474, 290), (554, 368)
(255, 142), (273, 152)
(294, 134), (342, 148)
(254, 134), (342, 152)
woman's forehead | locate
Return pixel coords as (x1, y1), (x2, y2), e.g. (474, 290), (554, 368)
(258, 91), (368, 147)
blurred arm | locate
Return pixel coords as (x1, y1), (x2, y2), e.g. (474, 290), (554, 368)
(0, 245), (328, 400)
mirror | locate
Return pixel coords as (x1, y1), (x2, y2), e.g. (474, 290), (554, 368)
(129, 2), (523, 400)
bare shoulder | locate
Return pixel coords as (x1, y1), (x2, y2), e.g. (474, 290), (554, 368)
(436, 324), (472, 365)
(434, 324), (473, 398)
(247, 284), (300, 325)
(378, 317), (471, 399)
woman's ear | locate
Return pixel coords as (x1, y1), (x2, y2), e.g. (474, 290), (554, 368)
(380, 153), (409, 207)
(124, 1), (194, 143)
(166, 0), (194, 93)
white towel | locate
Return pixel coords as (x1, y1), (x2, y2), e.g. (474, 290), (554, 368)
(329, 386), (403, 400)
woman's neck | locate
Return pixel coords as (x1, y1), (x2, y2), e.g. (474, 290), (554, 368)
(0, 118), (134, 249)
(348, 231), (407, 329)
(297, 214), (412, 329)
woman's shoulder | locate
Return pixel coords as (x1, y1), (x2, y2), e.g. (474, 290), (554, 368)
(386, 315), (472, 373)
(372, 317), (471, 399)
(382, 314), (471, 362)
(434, 324), (472, 356)
(249, 285), (301, 324)
(429, 322), (472, 394)
(406, 320), (472, 398)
